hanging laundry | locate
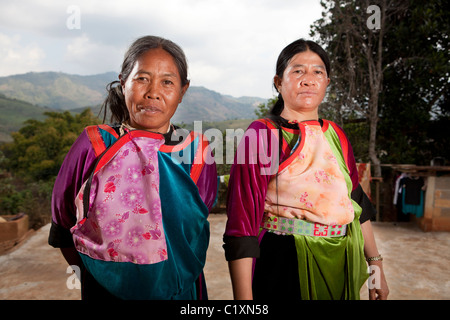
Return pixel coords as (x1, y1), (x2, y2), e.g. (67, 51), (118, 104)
(399, 176), (425, 218)
(393, 172), (407, 205)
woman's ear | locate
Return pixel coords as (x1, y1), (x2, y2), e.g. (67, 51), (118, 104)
(179, 81), (190, 103)
(273, 75), (282, 93)
(119, 74), (125, 90)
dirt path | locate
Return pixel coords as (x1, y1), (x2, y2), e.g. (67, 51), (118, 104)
(1, 215), (449, 300)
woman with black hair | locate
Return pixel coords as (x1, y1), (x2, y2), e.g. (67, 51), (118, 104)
(224, 39), (388, 300)
(49, 36), (217, 300)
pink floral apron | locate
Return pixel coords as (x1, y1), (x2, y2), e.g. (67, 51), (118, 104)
(72, 132), (168, 265)
(264, 120), (355, 226)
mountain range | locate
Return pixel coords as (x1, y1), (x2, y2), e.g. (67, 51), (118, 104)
(0, 71), (266, 142)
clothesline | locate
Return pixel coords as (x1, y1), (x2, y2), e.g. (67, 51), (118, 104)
(381, 164), (450, 176)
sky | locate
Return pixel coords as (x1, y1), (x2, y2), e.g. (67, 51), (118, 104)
(0, 0), (324, 99)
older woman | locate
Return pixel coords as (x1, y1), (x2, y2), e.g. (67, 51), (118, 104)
(224, 39), (388, 300)
(49, 36), (217, 300)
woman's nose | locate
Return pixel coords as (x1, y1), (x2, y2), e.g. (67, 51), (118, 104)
(145, 81), (160, 99)
(300, 75), (314, 86)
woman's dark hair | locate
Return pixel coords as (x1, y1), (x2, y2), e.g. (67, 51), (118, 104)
(270, 39), (330, 116)
(101, 36), (189, 123)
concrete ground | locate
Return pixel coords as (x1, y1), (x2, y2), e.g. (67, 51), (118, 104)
(0, 214), (449, 300)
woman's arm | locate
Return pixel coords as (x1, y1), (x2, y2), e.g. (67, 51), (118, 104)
(49, 130), (97, 249)
(224, 121), (279, 299)
(228, 257), (254, 300)
(60, 246), (83, 267)
(360, 220), (389, 300)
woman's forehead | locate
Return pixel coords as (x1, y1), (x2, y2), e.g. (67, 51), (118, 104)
(287, 50), (325, 67)
(132, 48), (179, 74)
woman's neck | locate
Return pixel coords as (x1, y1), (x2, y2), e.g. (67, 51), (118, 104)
(122, 121), (172, 134)
(280, 108), (319, 123)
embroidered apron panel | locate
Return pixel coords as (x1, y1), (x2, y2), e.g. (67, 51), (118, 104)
(265, 122), (354, 226)
(72, 136), (167, 264)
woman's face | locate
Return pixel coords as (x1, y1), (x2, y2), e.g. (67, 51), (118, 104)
(275, 50), (330, 120)
(120, 48), (189, 133)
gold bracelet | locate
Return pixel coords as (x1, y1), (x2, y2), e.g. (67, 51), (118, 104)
(366, 255), (383, 262)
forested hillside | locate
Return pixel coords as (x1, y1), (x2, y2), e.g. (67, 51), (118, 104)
(0, 94), (50, 142)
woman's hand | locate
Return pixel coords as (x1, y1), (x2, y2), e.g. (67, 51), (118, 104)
(361, 220), (389, 300)
(367, 260), (389, 300)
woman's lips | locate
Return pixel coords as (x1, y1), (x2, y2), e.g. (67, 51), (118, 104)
(137, 105), (162, 113)
(299, 91), (317, 95)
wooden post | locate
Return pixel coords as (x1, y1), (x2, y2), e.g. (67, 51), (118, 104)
(422, 176), (435, 231)
(370, 177), (383, 221)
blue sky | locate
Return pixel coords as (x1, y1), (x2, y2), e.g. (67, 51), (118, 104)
(0, 0), (323, 99)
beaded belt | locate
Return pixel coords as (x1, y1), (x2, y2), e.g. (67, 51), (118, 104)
(262, 215), (346, 237)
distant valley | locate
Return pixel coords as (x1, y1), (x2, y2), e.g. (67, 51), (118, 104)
(0, 71), (266, 142)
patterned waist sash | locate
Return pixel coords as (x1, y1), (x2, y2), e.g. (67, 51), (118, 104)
(262, 214), (346, 237)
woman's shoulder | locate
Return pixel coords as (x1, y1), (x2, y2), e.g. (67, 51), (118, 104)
(249, 118), (271, 128)
(164, 125), (190, 146)
(247, 118), (281, 131)
(240, 119), (280, 141)
(321, 119), (349, 139)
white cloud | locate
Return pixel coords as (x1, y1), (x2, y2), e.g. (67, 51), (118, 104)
(63, 33), (123, 75)
(0, 33), (46, 76)
(0, 0), (324, 98)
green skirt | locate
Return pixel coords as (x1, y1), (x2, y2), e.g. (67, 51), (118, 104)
(293, 218), (368, 299)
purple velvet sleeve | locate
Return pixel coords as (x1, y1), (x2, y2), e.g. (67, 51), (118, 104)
(196, 155), (218, 211)
(224, 121), (280, 238)
(51, 130), (97, 230)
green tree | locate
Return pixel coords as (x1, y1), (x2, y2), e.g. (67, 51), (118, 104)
(376, 0), (449, 164)
(311, 0), (408, 176)
(1, 108), (100, 180)
(254, 97), (278, 118)
(0, 108), (100, 228)
(310, 0), (449, 170)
